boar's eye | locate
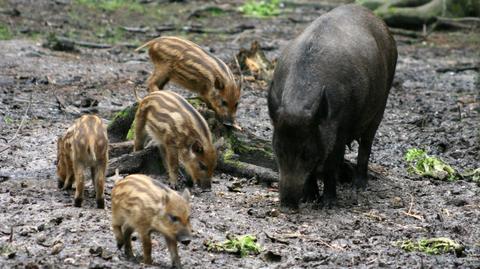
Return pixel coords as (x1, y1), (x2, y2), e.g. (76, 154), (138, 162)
(168, 214), (179, 223)
(199, 162), (207, 171)
(221, 100), (228, 107)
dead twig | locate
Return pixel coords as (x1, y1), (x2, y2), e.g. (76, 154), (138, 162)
(402, 194), (424, 221)
(7, 91), (32, 144)
(9, 226), (13, 243)
(436, 64), (479, 73)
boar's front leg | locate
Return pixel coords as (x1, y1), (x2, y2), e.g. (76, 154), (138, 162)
(164, 147), (180, 190)
(165, 237), (181, 269)
(302, 173), (320, 203)
(139, 229), (153, 265)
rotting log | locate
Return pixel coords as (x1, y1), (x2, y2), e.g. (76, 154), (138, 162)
(107, 103), (138, 143)
(357, 0), (480, 28)
(105, 98), (280, 183)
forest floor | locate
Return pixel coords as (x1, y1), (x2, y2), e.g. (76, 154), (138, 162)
(0, 0), (479, 268)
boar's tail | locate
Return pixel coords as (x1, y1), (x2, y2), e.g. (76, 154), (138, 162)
(87, 139), (97, 162)
(134, 39), (156, 52)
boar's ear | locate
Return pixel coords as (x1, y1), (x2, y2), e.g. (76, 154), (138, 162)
(181, 188), (191, 203)
(312, 86), (330, 123)
(191, 140), (204, 155)
(233, 54), (243, 91)
(214, 78), (225, 91)
(161, 194), (170, 205)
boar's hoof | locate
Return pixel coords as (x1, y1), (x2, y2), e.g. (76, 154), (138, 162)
(320, 195), (337, 209)
(302, 188), (320, 203)
(353, 176), (368, 191)
(96, 199), (105, 209)
(57, 181), (64, 189)
(74, 198), (82, 207)
(116, 241), (124, 250)
(338, 162), (354, 183)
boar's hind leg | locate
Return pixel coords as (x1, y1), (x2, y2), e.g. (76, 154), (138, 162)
(302, 173), (320, 203)
(73, 163), (85, 207)
(122, 225), (134, 259)
(354, 121), (380, 192)
(133, 109), (148, 151)
(92, 162), (106, 209)
(166, 237), (181, 269)
(147, 64), (170, 92)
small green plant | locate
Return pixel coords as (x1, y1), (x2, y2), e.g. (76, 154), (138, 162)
(239, 0), (280, 17)
(398, 237), (463, 255)
(205, 234), (261, 257)
(3, 116), (13, 125)
(0, 24), (12, 40)
(76, 0), (144, 12)
(462, 168), (480, 182)
(405, 148), (457, 181)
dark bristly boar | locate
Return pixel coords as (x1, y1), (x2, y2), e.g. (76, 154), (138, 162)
(111, 174), (192, 268)
(134, 90), (217, 190)
(135, 36), (241, 127)
(268, 4), (397, 208)
(56, 115), (108, 208)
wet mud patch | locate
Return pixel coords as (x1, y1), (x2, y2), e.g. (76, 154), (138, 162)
(0, 0), (479, 268)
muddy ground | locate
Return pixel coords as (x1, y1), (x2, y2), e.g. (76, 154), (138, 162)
(0, 0), (479, 268)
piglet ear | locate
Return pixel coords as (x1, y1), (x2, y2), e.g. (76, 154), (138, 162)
(181, 188), (191, 203)
(191, 140), (204, 154)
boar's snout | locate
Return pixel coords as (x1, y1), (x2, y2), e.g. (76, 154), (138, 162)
(279, 172), (308, 209)
(177, 230), (192, 245)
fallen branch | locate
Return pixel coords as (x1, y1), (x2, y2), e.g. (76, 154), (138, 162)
(436, 64), (479, 73)
(55, 36), (112, 49)
(436, 16), (480, 29)
(121, 26), (149, 33)
(54, 93), (81, 115)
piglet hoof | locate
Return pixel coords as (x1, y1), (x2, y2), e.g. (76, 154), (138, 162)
(74, 198), (82, 207)
(169, 182), (179, 191)
(96, 199), (105, 209)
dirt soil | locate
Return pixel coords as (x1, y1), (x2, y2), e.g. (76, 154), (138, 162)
(1, 0), (479, 268)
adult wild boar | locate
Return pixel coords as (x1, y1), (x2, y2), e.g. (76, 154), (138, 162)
(268, 4), (397, 208)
